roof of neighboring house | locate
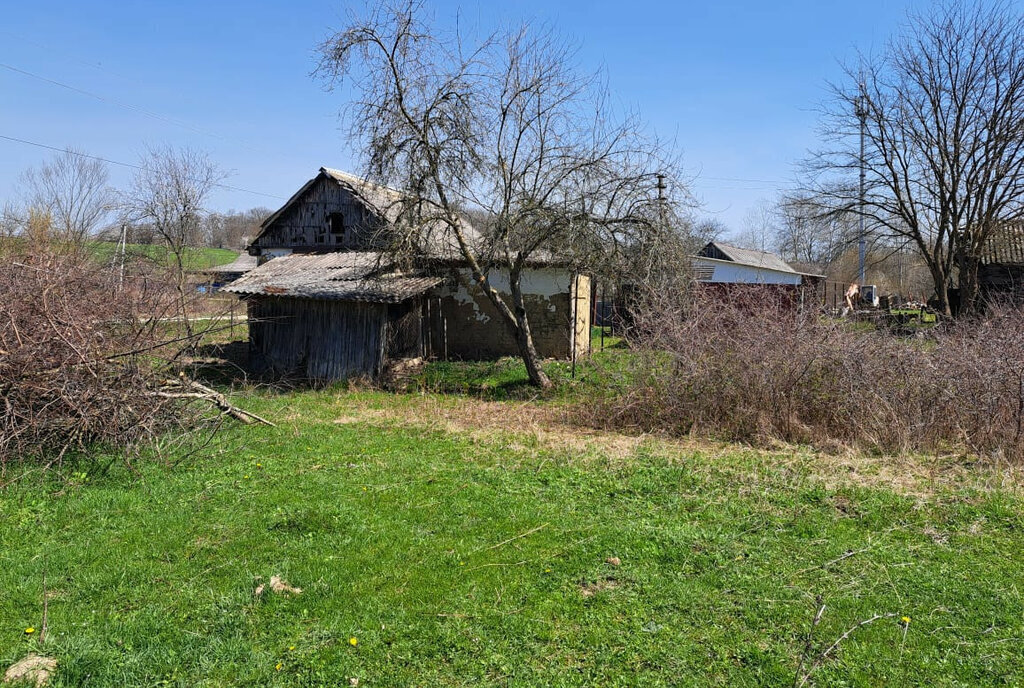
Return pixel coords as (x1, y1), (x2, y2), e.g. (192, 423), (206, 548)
(222, 252), (441, 303)
(981, 224), (1024, 266)
(698, 241), (801, 274)
(206, 253), (258, 274)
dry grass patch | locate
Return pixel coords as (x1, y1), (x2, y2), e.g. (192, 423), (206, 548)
(278, 392), (1024, 497)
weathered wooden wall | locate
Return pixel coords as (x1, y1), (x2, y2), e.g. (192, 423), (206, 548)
(248, 297), (389, 380)
(980, 264), (1024, 303)
(253, 177), (382, 252)
(571, 273), (591, 360)
(385, 301), (424, 360)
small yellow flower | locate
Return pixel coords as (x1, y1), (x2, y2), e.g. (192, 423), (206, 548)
(24, 627), (34, 634)
(256, 463), (263, 468)
(276, 662), (283, 671)
(349, 637), (358, 647)
(901, 616), (911, 624)
(288, 645), (295, 651)
(244, 475), (250, 479)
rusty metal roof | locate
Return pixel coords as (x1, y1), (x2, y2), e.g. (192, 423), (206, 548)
(981, 224), (1024, 265)
(222, 252), (441, 303)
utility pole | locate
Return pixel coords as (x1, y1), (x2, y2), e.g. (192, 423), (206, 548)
(118, 222), (127, 289)
(656, 172), (667, 224)
(856, 81), (867, 287)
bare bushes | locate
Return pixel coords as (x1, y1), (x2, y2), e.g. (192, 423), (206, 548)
(0, 238), (199, 471)
(598, 287), (1024, 461)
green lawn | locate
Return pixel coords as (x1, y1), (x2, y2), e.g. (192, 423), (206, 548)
(1, 385), (1022, 686)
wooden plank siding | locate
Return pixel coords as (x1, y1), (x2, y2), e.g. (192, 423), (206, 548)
(247, 296), (424, 381)
(253, 177), (382, 252)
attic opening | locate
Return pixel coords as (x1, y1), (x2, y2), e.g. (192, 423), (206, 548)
(329, 212), (346, 236)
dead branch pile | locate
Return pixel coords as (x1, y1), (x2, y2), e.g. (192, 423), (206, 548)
(0, 243), (198, 470)
(590, 287), (1024, 462)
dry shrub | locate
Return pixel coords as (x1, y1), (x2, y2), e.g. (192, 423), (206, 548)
(0, 237), (203, 471)
(597, 286), (1024, 461)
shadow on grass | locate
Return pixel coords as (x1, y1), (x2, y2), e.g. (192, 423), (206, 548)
(185, 336), (636, 403)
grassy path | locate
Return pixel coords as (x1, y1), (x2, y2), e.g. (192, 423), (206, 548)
(1, 389), (1022, 686)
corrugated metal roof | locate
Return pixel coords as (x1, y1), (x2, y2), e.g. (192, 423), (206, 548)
(981, 223), (1024, 266)
(207, 253), (258, 274)
(700, 241), (800, 274)
(223, 252), (441, 303)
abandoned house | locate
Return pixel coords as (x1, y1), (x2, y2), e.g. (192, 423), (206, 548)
(225, 167), (591, 380)
(979, 223), (1024, 304)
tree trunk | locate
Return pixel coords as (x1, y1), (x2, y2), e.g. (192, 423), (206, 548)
(469, 268), (552, 389)
(512, 315), (551, 389)
(499, 270), (551, 389)
(930, 270), (952, 317)
(958, 255), (982, 316)
(509, 277), (552, 389)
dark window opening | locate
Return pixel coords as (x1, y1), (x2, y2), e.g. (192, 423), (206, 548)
(329, 212), (346, 235)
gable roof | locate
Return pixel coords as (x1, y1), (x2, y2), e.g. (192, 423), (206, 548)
(222, 252), (440, 303)
(698, 241), (800, 274)
(252, 167), (482, 260)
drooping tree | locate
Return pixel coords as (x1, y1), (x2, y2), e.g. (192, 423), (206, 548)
(317, 1), (684, 386)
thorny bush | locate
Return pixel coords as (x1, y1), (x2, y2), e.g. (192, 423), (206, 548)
(595, 286), (1024, 462)
(0, 240), (206, 472)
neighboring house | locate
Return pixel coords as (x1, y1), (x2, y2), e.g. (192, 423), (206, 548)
(693, 241), (823, 287)
(203, 253), (258, 288)
(225, 167), (591, 381)
(979, 224), (1024, 304)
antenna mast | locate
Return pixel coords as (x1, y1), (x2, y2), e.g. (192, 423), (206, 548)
(856, 80), (867, 287)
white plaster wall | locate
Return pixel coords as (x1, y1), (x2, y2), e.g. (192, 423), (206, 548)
(447, 267), (570, 322)
(696, 259), (802, 285)
(475, 267), (570, 296)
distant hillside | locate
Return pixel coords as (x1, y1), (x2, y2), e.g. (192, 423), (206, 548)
(87, 242), (239, 271)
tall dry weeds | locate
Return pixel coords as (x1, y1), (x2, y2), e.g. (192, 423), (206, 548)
(594, 287), (1024, 462)
(0, 232), (207, 472)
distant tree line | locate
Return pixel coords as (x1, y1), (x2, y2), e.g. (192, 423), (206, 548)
(2, 146), (270, 252)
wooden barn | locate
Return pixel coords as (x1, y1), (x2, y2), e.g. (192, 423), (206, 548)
(226, 167), (591, 381)
(979, 224), (1024, 304)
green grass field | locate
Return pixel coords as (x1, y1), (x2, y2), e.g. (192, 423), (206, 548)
(1, 374), (1023, 686)
(87, 241), (238, 271)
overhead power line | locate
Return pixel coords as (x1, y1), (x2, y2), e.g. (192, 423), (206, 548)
(0, 134), (286, 201)
(0, 60), (272, 156)
(699, 175), (788, 185)
(0, 62), (233, 141)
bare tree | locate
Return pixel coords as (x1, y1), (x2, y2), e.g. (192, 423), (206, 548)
(692, 217), (727, 247)
(20, 148), (113, 243)
(122, 147), (226, 339)
(733, 198), (778, 253)
(774, 192), (858, 269)
(809, 1), (1024, 315)
(317, 1), (682, 387)
(204, 207), (272, 249)
(0, 202), (24, 240)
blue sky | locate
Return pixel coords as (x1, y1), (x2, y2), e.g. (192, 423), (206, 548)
(1, 0), (929, 232)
